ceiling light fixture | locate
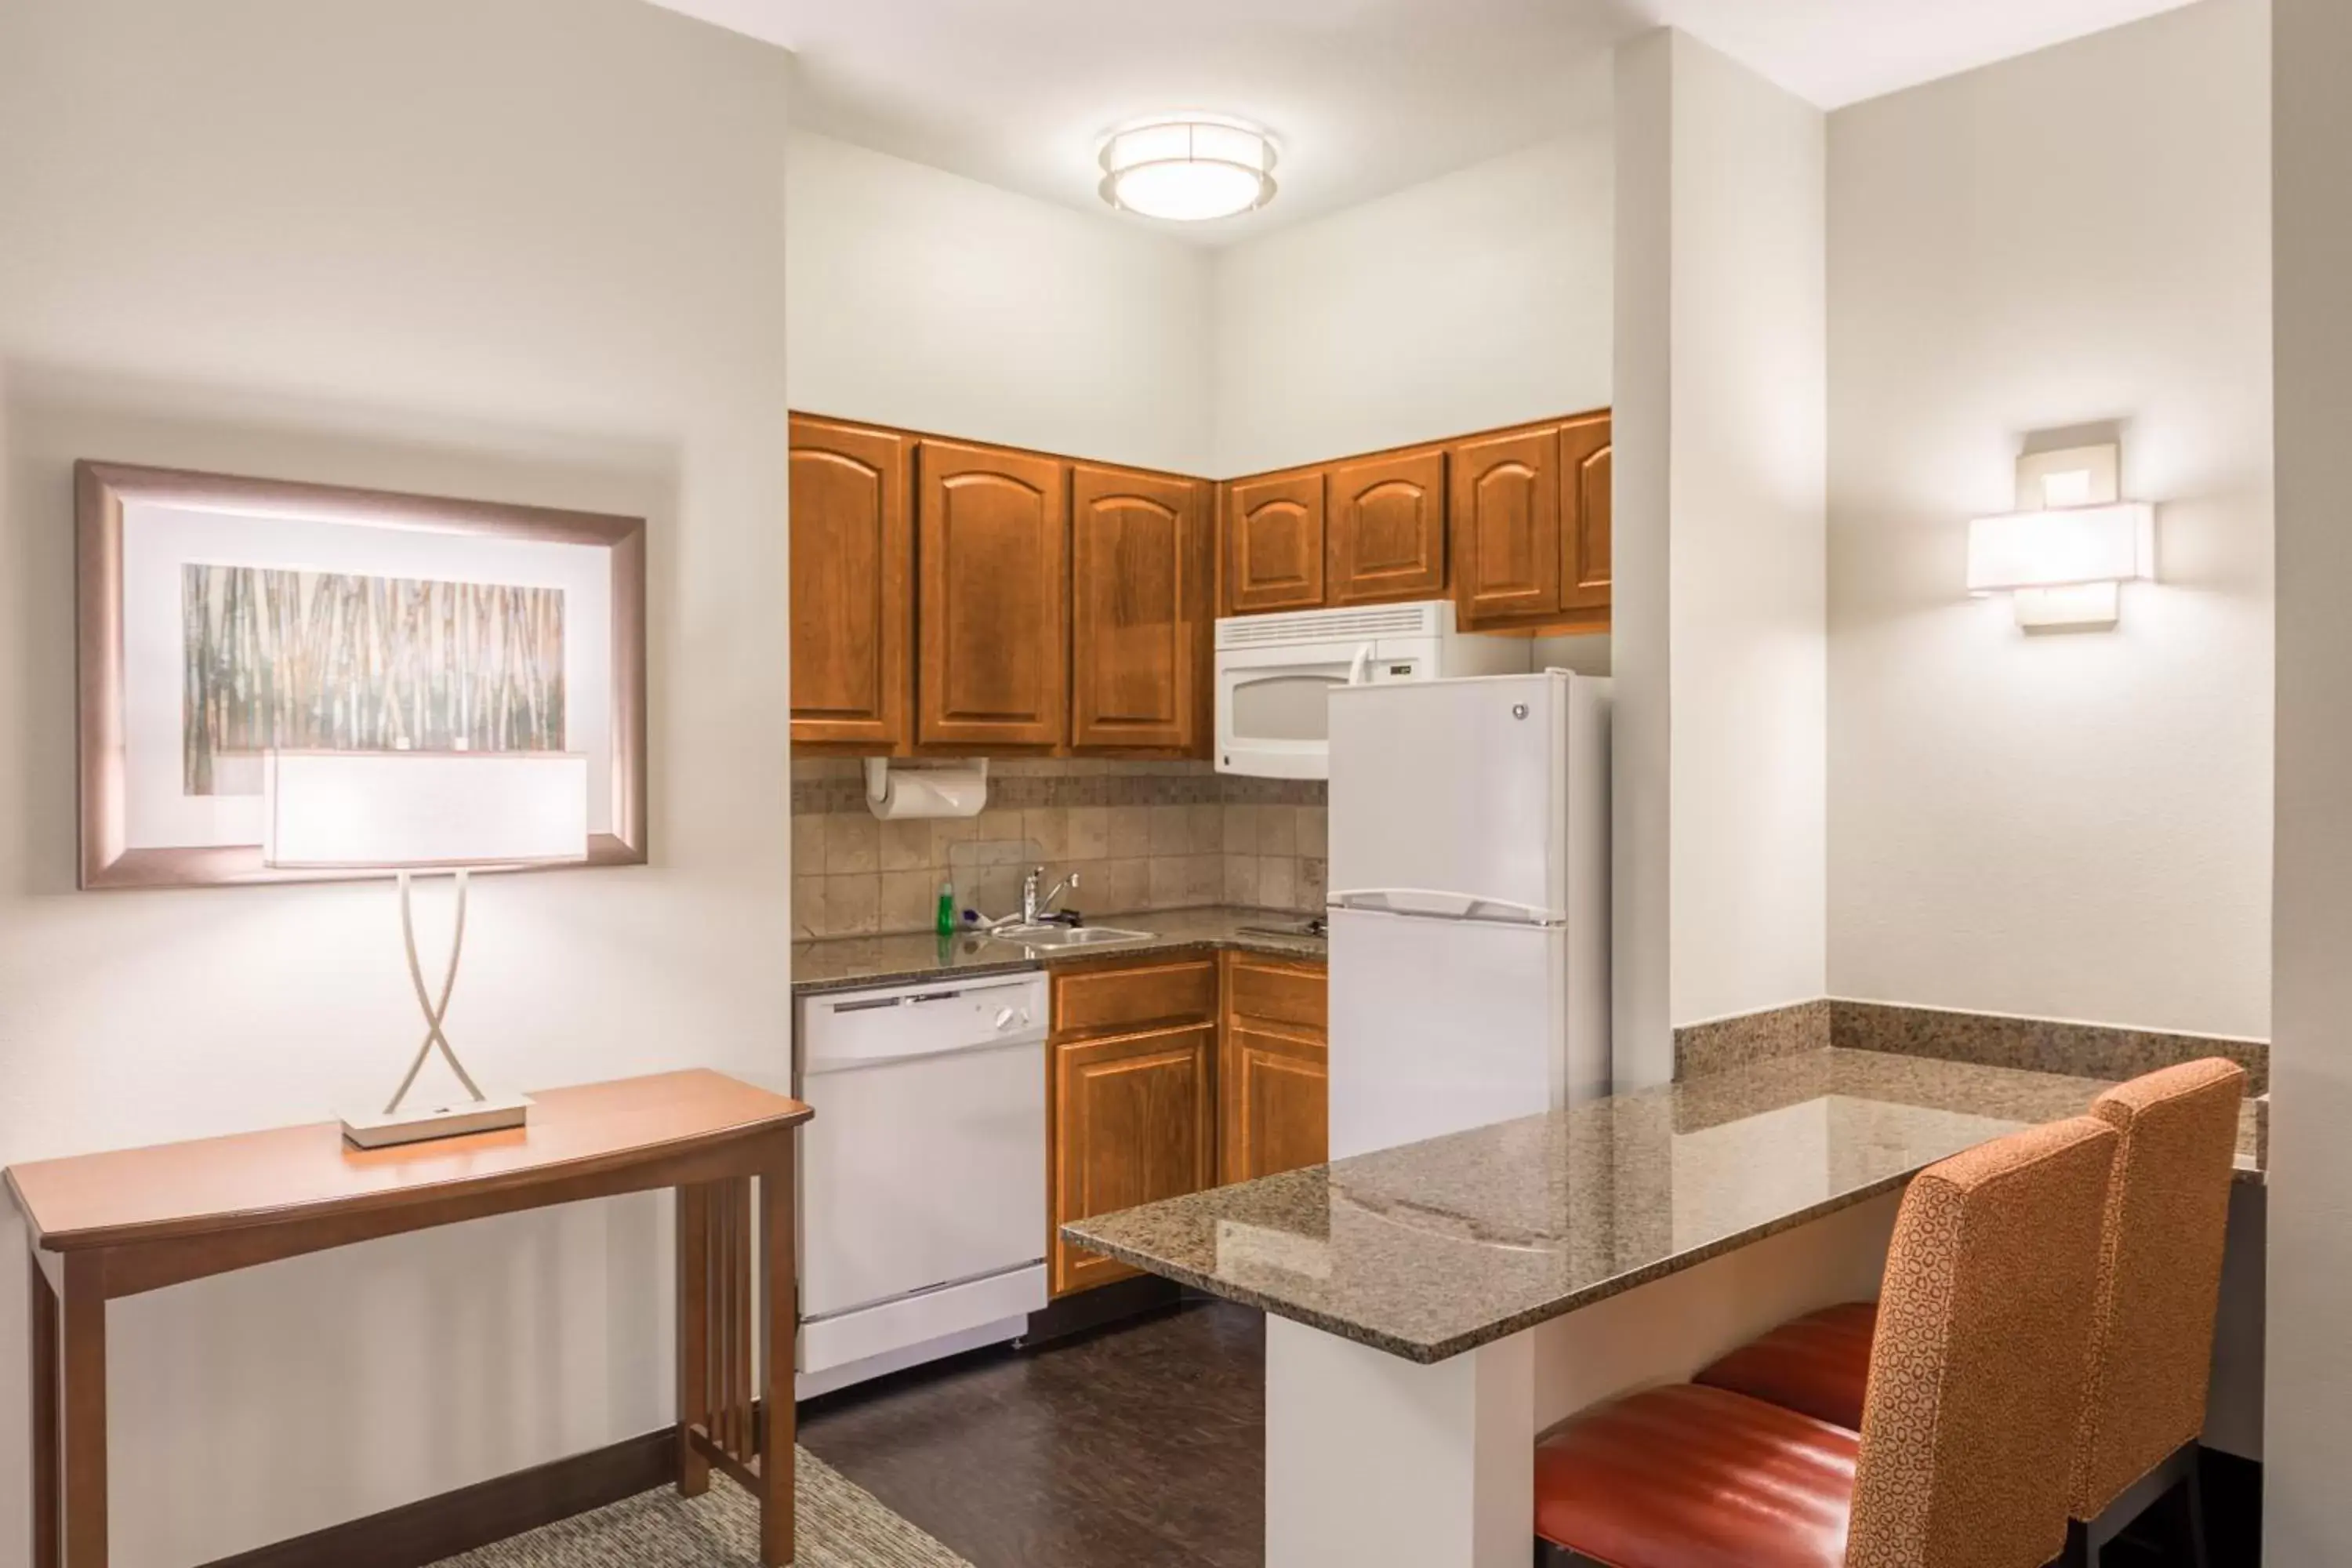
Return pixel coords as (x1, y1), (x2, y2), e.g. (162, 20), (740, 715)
(1099, 117), (1277, 222)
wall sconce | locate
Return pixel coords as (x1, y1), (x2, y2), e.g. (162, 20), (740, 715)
(1966, 441), (2156, 630)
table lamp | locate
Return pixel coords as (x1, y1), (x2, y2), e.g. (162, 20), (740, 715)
(260, 750), (590, 1149)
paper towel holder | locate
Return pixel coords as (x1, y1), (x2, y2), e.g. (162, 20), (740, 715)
(864, 757), (989, 820)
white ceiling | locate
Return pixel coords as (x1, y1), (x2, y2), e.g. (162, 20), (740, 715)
(652, 0), (2202, 242)
(1653, 0), (2201, 108)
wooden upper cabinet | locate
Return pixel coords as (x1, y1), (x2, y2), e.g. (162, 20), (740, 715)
(1223, 472), (1327, 615)
(916, 440), (1069, 750)
(792, 410), (1609, 758)
(789, 416), (913, 750)
(1450, 424), (1563, 630)
(1070, 466), (1211, 754)
(1560, 413), (1612, 622)
(1327, 448), (1447, 606)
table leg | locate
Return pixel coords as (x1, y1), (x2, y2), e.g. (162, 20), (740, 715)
(60, 1254), (105, 1568)
(760, 1140), (796, 1566)
(677, 1182), (712, 1498)
(29, 1253), (58, 1568)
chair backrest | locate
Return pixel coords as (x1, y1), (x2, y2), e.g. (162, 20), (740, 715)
(1845, 1116), (2118, 1568)
(2071, 1058), (2247, 1517)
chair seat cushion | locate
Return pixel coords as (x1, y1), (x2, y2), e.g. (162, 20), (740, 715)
(1534, 1383), (1860, 1568)
(1693, 1301), (1878, 1432)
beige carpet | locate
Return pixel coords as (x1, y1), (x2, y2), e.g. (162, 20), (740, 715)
(431, 1450), (972, 1568)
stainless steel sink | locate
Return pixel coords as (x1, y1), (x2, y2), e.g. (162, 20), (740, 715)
(985, 924), (1155, 950)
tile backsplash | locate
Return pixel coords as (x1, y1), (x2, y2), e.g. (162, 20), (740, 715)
(792, 757), (1327, 940)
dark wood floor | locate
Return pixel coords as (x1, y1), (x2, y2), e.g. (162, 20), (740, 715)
(800, 1298), (2256, 1568)
(799, 1300), (1266, 1568)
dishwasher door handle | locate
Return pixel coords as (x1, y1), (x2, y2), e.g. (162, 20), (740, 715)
(802, 1031), (1043, 1076)
(825, 981), (1029, 1014)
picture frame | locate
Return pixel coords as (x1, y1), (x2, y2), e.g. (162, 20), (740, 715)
(75, 459), (648, 889)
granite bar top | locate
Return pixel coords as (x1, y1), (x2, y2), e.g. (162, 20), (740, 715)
(1064, 1047), (2264, 1365)
(792, 905), (1326, 996)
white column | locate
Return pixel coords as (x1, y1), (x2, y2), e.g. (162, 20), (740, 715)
(2269, 0), (2352, 1556)
(1265, 1319), (1534, 1568)
(1611, 27), (1828, 1088)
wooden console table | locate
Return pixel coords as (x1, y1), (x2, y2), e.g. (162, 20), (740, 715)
(7, 1069), (813, 1568)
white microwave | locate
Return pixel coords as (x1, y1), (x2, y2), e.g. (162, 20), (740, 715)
(1214, 600), (1530, 779)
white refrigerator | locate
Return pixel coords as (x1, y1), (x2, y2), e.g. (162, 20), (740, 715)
(1326, 670), (1610, 1159)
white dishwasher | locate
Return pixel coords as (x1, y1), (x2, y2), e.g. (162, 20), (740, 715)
(795, 970), (1049, 1399)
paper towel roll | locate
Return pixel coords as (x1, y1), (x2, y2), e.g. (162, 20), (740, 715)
(864, 757), (989, 819)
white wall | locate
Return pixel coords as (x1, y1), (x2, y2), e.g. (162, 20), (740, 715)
(788, 131), (1214, 475)
(1613, 29), (1828, 1083)
(2267, 0), (2352, 1552)
(791, 122), (1617, 486)
(1823, 0), (2274, 1040)
(1210, 132), (1615, 478)
(0, 3), (793, 1564)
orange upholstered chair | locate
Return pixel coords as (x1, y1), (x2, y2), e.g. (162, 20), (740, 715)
(1534, 1115), (2120, 1568)
(1691, 1058), (2247, 1566)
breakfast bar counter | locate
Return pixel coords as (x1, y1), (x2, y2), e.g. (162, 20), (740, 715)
(1067, 1046), (2261, 1363)
(1064, 1046), (2265, 1568)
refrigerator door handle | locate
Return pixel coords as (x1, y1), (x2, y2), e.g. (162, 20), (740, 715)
(1327, 888), (1560, 924)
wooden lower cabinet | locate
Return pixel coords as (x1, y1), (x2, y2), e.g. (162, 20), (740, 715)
(1219, 953), (1330, 1185)
(1047, 949), (1330, 1296)
(1048, 956), (1219, 1297)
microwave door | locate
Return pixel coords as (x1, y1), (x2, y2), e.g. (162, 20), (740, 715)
(1216, 657), (1363, 778)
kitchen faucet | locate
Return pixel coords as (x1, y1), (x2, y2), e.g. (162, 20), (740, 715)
(1020, 866), (1080, 925)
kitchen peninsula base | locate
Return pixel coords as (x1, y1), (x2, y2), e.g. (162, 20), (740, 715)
(1260, 1196), (1896, 1567)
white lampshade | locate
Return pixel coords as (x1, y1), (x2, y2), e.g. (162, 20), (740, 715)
(1966, 502), (2156, 593)
(1099, 118), (1277, 221)
(261, 751), (590, 870)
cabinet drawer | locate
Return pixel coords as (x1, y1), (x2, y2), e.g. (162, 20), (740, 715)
(1051, 955), (1218, 1037)
(1225, 953), (1327, 1032)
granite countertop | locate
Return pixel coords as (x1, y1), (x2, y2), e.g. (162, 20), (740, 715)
(1063, 1047), (2265, 1365)
(792, 905), (1327, 996)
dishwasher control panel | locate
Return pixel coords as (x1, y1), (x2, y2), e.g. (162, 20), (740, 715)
(797, 971), (1050, 1076)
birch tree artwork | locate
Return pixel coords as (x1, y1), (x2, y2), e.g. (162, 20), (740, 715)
(182, 564), (566, 796)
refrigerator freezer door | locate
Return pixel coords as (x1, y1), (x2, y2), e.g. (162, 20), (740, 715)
(1327, 673), (1568, 921)
(1329, 907), (1601, 1159)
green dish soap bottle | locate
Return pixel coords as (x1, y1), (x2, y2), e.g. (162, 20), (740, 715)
(935, 880), (956, 938)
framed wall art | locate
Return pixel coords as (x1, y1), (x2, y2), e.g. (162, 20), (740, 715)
(75, 460), (648, 889)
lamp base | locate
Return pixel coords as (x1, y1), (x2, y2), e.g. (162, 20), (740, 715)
(341, 1092), (533, 1149)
